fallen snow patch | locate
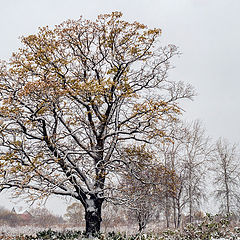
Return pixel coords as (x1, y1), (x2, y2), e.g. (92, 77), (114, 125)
(86, 199), (96, 212)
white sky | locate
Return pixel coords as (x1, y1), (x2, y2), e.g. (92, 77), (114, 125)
(0, 0), (240, 215)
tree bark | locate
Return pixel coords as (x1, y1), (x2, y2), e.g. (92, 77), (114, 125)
(223, 155), (230, 215)
(177, 203), (181, 228)
(84, 197), (103, 237)
(137, 210), (149, 233)
(165, 194), (170, 228)
(172, 198), (177, 228)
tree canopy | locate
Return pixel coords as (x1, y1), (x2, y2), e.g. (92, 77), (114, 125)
(0, 12), (194, 235)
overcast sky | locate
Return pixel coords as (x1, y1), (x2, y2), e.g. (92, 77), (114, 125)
(0, 0), (240, 215)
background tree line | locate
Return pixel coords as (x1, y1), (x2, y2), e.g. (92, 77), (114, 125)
(0, 206), (64, 227)
(64, 119), (240, 232)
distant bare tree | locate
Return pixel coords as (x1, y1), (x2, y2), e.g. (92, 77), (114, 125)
(30, 207), (64, 227)
(101, 202), (124, 232)
(159, 120), (211, 227)
(211, 138), (240, 215)
(158, 120), (186, 228)
(182, 120), (211, 223)
(64, 202), (84, 226)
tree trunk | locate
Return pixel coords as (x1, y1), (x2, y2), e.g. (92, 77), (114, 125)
(189, 198), (192, 223)
(84, 197), (103, 237)
(137, 210), (149, 233)
(188, 170), (193, 223)
(172, 198), (177, 228)
(223, 160), (230, 215)
(165, 194), (170, 228)
(177, 203), (181, 228)
(176, 183), (183, 228)
(138, 219), (146, 233)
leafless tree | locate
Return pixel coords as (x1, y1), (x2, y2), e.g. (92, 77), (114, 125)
(158, 121), (185, 228)
(182, 120), (211, 223)
(158, 120), (211, 227)
(30, 207), (64, 227)
(64, 202), (84, 226)
(211, 138), (240, 216)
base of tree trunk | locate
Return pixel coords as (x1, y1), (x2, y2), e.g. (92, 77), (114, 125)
(84, 198), (102, 237)
(85, 215), (101, 237)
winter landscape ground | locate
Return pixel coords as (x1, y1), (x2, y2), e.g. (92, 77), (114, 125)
(0, 210), (239, 239)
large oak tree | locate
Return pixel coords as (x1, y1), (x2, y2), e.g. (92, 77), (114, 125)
(0, 12), (194, 235)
